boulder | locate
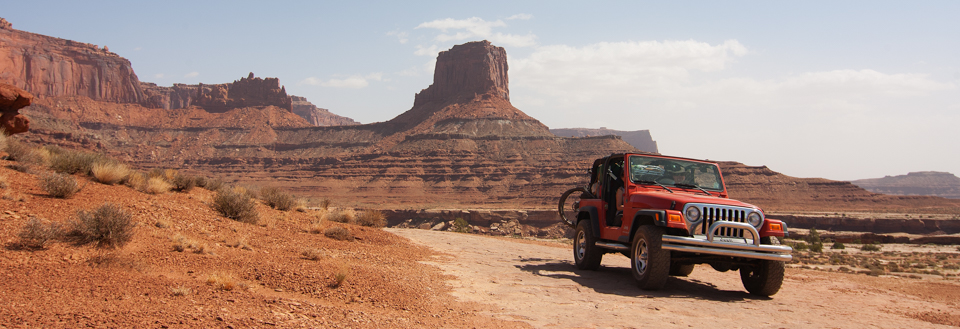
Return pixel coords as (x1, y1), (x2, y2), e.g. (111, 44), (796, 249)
(0, 83), (32, 135)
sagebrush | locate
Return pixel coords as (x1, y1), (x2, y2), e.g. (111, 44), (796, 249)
(69, 203), (136, 248)
(39, 172), (80, 198)
(355, 210), (386, 228)
(213, 186), (259, 224)
(260, 186), (296, 211)
(324, 226), (354, 241)
(18, 217), (62, 249)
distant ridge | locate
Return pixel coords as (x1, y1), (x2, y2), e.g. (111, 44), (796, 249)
(551, 127), (658, 153)
(851, 171), (960, 199)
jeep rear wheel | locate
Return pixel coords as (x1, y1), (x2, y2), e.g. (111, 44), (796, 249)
(574, 220), (603, 270)
(631, 225), (670, 290)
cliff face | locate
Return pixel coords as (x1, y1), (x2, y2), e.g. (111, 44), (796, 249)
(413, 40), (509, 107)
(551, 128), (659, 153)
(851, 172), (960, 199)
(0, 18), (144, 104)
(290, 95), (359, 126)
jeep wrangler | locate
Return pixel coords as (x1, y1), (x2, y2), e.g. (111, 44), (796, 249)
(558, 153), (792, 296)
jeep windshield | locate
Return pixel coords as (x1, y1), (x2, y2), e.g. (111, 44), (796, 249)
(628, 155), (724, 191)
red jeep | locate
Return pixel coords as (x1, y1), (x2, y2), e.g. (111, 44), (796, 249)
(559, 153), (792, 296)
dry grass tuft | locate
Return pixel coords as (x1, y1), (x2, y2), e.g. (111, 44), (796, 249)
(324, 226), (354, 241)
(145, 177), (172, 194)
(18, 217), (62, 249)
(125, 171), (148, 191)
(170, 286), (192, 296)
(171, 234), (210, 253)
(212, 186), (259, 224)
(356, 210), (387, 228)
(154, 219), (171, 229)
(0, 174), (8, 189)
(332, 264), (350, 288)
(319, 198), (332, 210)
(91, 161), (130, 185)
(201, 177), (224, 191)
(224, 236), (252, 250)
(301, 248), (325, 261)
(68, 203), (135, 248)
(39, 172), (80, 198)
(206, 273), (236, 291)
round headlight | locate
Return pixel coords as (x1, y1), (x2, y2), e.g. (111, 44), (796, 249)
(684, 206), (701, 222)
(747, 212), (762, 227)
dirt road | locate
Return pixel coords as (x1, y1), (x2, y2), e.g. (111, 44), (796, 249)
(388, 228), (960, 328)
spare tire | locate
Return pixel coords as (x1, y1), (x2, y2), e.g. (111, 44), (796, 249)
(558, 187), (595, 227)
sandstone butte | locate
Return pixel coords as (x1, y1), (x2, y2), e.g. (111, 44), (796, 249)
(2, 17), (959, 222)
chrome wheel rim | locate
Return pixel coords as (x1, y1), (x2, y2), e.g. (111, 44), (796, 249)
(576, 230), (586, 260)
(635, 239), (649, 275)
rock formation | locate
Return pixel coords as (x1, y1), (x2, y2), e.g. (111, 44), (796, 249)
(0, 83), (32, 135)
(290, 96), (359, 126)
(551, 127), (659, 153)
(141, 73), (292, 113)
(0, 18), (145, 104)
(851, 171), (960, 199)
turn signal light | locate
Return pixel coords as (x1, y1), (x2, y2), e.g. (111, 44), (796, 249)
(668, 214), (683, 223)
(769, 223), (783, 232)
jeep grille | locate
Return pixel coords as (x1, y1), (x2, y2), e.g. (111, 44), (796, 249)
(687, 204), (756, 238)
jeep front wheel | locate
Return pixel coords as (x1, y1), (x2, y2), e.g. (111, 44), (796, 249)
(669, 262), (695, 277)
(740, 236), (785, 296)
(574, 220), (602, 270)
(631, 225), (670, 290)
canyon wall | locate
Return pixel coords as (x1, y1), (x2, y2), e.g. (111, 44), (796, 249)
(551, 127), (659, 153)
(851, 171), (960, 199)
(0, 18), (144, 104)
(290, 96), (359, 126)
(141, 73), (292, 113)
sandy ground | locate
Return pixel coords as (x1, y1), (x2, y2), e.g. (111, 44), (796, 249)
(388, 228), (960, 328)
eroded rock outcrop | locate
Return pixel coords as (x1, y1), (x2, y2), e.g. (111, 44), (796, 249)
(0, 83), (32, 135)
(290, 96), (359, 126)
(0, 18), (144, 104)
(141, 73), (292, 113)
(851, 171), (960, 199)
(551, 127), (659, 153)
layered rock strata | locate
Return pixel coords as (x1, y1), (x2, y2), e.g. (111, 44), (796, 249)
(551, 127), (659, 153)
(851, 171), (960, 199)
(141, 73), (292, 113)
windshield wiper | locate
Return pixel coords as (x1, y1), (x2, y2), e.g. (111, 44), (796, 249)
(636, 180), (674, 193)
(675, 183), (712, 196)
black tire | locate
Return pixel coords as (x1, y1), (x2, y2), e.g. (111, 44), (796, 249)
(740, 236), (785, 296)
(631, 225), (670, 290)
(574, 220), (603, 270)
(559, 187), (594, 227)
(669, 262), (695, 277)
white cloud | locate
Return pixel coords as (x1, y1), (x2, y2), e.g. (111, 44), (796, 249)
(298, 73), (384, 89)
(507, 13), (533, 20)
(386, 30), (409, 44)
(414, 45), (440, 57)
(184, 72), (199, 78)
(415, 17), (536, 48)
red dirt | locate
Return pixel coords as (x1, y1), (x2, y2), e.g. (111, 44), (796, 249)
(0, 161), (525, 328)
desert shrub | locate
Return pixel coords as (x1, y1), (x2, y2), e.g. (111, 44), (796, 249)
(831, 242), (846, 249)
(3, 138), (33, 161)
(171, 234), (209, 253)
(4, 140), (47, 172)
(145, 177), (172, 194)
(49, 149), (104, 175)
(171, 173), (196, 192)
(810, 242), (824, 253)
(213, 186), (259, 224)
(791, 241), (809, 251)
(861, 243), (882, 252)
(18, 217), (63, 249)
(148, 168), (177, 182)
(39, 172), (80, 198)
(319, 198), (331, 210)
(453, 217), (470, 233)
(201, 177), (224, 191)
(327, 209), (355, 224)
(68, 203), (135, 248)
(324, 226), (354, 241)
(260, 186), (296, 211)
(90, 161), (130, 185)
(355, 210), (386, 228)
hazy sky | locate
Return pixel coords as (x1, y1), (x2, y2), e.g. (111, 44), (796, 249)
(4, 1), (958, 181)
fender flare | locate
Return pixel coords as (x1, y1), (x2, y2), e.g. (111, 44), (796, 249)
(577, 206), (601, 238)
(628, 209), (667, 242)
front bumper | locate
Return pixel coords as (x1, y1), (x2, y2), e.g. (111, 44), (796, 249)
(662, 221), (793, 262)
